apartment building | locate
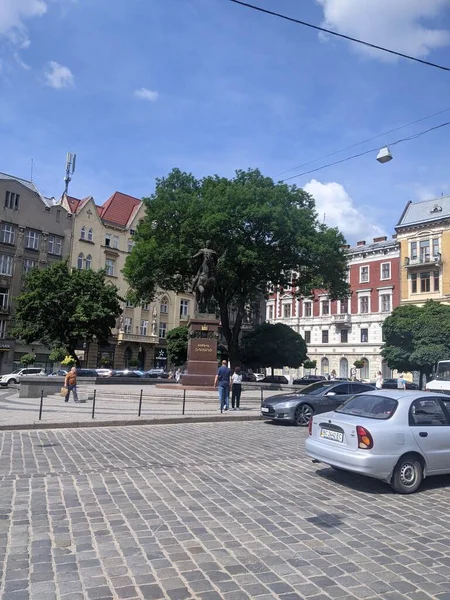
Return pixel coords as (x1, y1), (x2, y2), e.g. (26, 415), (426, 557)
(396, 196), (450, 305)
(266, 236), (400, 381)
(60, 191), (194, 370)
(0, 172), (72, 373)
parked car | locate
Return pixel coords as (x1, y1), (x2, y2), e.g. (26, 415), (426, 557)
(76, 369), (99, 377)
(96, 368), (113, 377)
(382, 378), (419, 390)
(145, 368), (169, 379)
(293, 375), (326, 386)
(49, 369), (68, 377)
(0, 368), (45, 386)
(260, 375), (289, 385)
(261, 381), (375, 426)
(306, 390), (450, 494)
(112, 370), (144, 378)
(254, 373), (265, 382)
(241, 372), (257, 382)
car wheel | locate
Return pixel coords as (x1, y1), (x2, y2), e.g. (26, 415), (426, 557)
(294, 403), (313, 427)
(391, 455), (423, 494)
(9, 378), (16, 385)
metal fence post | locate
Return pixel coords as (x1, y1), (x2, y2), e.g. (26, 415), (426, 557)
(91, 389), (96, 419)
(138, 389), (143, 417)
(182, 389), (186, 415)
(260, 388), (264, 406)
(39, 391), (44, 421)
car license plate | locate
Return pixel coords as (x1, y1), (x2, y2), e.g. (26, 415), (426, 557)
(261, 407), (269, 413)
(320, 428), (343, 442)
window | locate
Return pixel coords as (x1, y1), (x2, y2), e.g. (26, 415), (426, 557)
(47, 235), (62, 256)
(337, 394), (397, 420)
(340, 299), (348, 314)
(160, 297), (168, 314)
(322, 330), (329, 344)
(180, 299), (189, 318)
(0, 320), (6, 339)
(105, 258), (115, 276)
(88, 228), (93, 242)
(5, 191), (19, 210)
(128, 239), (134, 253)
(380, 294), (391, 313)
(56, 210), (60, 223)
(419, 240), (430, 262)
(361, 328), (369, 343)
(142, 302), (149, 311)
(140, 320), (148, 336)
(433, 238), (440, 257)
(283, 304), (291, 318)
(360, 266), (369, 283)
(341, 329), (348, 343)
(124, 317), (132, 334)
(0, 255), (13, 276)
(410, 398), (448, 426)
(321, 357), (329, 375)
(268, 305), (274, 320)
(420, 272), (431, 293)
(159, 322), (167, 339)
(304, 302), (312, 317)
(25, 230), (39, 250)
(410, 241), (417, 259)
(360, 358), (369, 379)
(360, 297), (369, 314)
(23, 259), (36, 274)
(321, 300), (329, 316)
(434, 271), (440, 291)
(80, 227), (86, 240)
(105, 234), (111, 247)
(77, 253), (84, 270)
(304, 331), (311, 344)
(0, 224), (15, 245)
(126, 298), (134, 308)
(381, 262), (391, 280)
(85, 255), (92, 270)
(112, 235), (119, 249)
(0, 288), (9, 310)
(411, 273), (417, 293)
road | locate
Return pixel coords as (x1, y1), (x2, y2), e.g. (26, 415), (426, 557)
(1, 421), (450, 599)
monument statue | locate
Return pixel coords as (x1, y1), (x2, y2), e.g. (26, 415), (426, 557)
(192, 241), (218, 313)
(151, 307), (157, 336)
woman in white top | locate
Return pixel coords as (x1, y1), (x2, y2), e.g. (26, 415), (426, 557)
(231, 367), (243, 410)
(375, 371), (383, 389)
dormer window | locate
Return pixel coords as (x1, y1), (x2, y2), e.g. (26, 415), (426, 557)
(431, 204), (442, 214)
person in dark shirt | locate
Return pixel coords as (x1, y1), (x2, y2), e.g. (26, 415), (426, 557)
(214, 360), (231, 411)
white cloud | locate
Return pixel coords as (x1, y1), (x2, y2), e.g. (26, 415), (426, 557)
(0, 0), (48, 48)
(134, 88), (159, 102)
(44, 61), (74, 88)
(316, 0), (450, 60)
(304, 179), (385, 242)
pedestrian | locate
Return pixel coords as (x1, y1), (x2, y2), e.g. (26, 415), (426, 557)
(375, 370), (384, 389)
(330, 370), (337, 380)
(214, 360), (231, 411)
(64, 366), (79, 403)
(397, 373), (406, 390)
(175, 368), (181, 384)
(231, 367), (243, 411)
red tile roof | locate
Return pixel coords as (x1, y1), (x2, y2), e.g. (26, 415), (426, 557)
(66, 195), (81, 213)
(98, 191), (141, 227)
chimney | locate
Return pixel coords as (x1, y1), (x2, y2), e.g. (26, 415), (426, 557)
(392, 234), (397, 239)
(341, 244), (350, 250)
(356, 240), (366, 246)
(373, 236), (387, 243)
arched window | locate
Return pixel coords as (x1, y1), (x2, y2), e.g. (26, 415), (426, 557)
(160, 296), (169, 314)
(77, 253), (84, 270)
(361, 357), (370, 380)
(321, 357), (329, 376)
(85, 255), (92, 270)
(339, 358), (348, 379)
(80, 227), (86, 240)
(88, 228), (93, 242)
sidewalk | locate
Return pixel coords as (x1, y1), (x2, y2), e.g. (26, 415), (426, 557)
(0, 383), (286, 430)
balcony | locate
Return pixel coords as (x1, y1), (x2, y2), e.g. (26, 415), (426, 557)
(117, 332), (158, 344)
(405, 254), (442, 268)
(332, 314), (351, 327)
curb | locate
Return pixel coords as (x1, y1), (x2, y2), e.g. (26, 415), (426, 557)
(0, 414), (262, 432)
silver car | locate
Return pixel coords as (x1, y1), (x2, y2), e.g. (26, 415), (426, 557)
(305, 390), (450, 494)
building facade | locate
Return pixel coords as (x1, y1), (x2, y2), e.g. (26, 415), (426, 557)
(266, 236), (400, 381)
(61, 191), (195, 370)
(396, 196), (450, 306)
(0, 172), (72, 373)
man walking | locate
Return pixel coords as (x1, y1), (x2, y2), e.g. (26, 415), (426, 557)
(64, 366), (79, 403)
(214, 360), (231, 412)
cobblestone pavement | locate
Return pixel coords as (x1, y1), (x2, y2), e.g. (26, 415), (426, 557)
(1, 421), (450, 600)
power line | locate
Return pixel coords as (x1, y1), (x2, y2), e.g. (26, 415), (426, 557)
(281, 121), (450, 182)
(277, 106), (450, 177)
(228, 0), (450, 72)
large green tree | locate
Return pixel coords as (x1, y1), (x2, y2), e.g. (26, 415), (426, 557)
(124, 168), (349, 365)
(166, 325), (188, 367)
(240, 322), (307, 374)
(13, 261), (122, 366)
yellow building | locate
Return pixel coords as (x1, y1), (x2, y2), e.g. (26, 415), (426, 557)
(396, 196), (450, 305)
(60, 191), (194, 370)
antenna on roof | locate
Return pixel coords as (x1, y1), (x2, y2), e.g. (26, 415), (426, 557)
(63, 152), (76, 196)
(30, 158), (34, 182)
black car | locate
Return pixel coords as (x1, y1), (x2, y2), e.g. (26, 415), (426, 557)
(112, 370), (144, 378)
(293, 375), (326, 386)
(76, 369), (99, 377)
(382, 378), (419, 390)
(260, 375), (289, 384)
(241, 372), (257, 382)
(261, 380), (376, 426)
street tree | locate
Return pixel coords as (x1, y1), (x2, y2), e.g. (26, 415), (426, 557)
(240, 323), (307, 374)
(166, 325), (188, 367)
(13, 261), (122, 366)
(19, 353), (35, 367)
(124, 168), (349, 365)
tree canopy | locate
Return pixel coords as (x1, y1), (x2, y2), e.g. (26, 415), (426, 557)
(240, 322), (307, 373)
(13, 261), (122, 366)
(123, 168), (349, 365)
(166, 325), (188, 367)
(382, 300), (450, 384)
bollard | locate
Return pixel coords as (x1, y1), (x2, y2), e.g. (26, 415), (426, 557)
(260, 388), (264, 406)
(138, 389), (143, 417)
(91, 389), (96, 419)
(38, 390), (44, 421)
(182, 389), (186, 415)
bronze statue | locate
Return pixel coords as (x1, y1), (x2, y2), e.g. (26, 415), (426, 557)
(192, 241), (217, 313)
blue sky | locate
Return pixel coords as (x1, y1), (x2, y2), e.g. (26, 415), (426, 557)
(1, 0), (450, 243)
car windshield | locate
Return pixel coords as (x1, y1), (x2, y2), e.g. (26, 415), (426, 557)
(300, 381), (335, 395)
(336, 394), (398, 419)
(10, 370), (21, 375)
(435, 361), (450, 381)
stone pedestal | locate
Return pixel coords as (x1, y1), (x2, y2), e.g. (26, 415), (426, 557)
(182, 316), (220, 387)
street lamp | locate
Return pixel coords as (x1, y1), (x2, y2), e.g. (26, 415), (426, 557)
(376, 146), (393, 164)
